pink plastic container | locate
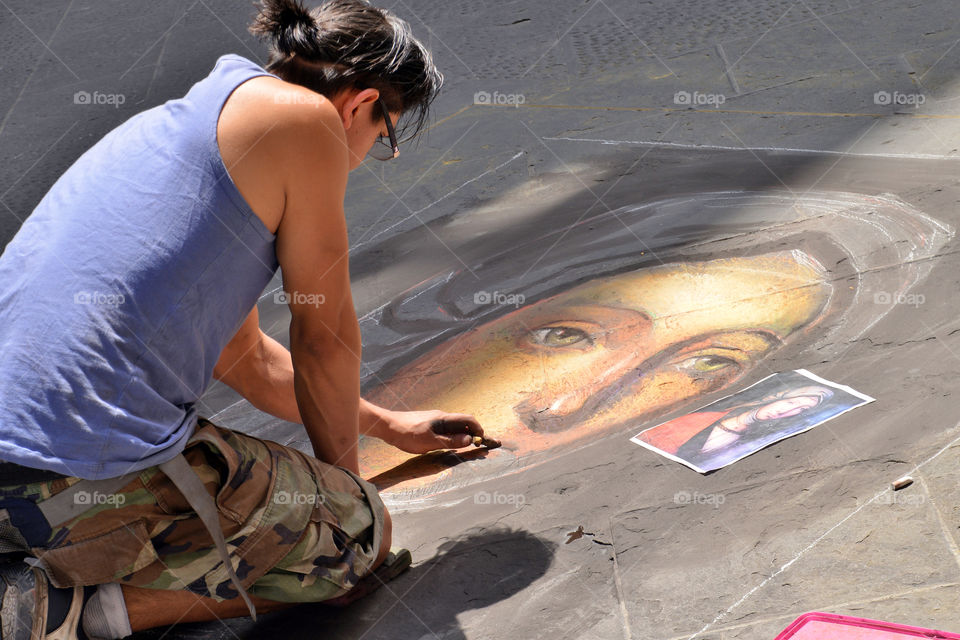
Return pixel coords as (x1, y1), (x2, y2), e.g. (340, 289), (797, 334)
(774, 612), (960, 639)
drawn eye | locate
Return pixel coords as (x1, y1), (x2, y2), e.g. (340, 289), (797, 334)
(680, 355), (738, 373)
(530, 326), (592, 348)
(679, 355), (740, 376)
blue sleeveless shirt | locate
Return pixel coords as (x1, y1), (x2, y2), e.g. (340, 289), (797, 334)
(0, 54), (281, 479)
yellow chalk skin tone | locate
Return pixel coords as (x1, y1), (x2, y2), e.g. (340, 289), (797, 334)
(362, 251), (832, 488)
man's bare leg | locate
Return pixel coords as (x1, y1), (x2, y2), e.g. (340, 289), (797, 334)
(123, 508), (392, 631)
(122, 587), (293, 631)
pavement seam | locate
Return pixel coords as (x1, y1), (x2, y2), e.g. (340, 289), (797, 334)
(683, 420), (960, 640)
(351, 148), (524, 252)
(607, 517), (633, 640)
(487, 102), (960, 120)
(916, 473), (960, 577)
(540, 135), (960, 160)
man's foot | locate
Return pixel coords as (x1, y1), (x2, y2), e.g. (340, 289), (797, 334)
(324, 548), (412, 607)
(0, 556), (87, 640)
(0, 556), (47, 640)
(44, 584), (84, 640)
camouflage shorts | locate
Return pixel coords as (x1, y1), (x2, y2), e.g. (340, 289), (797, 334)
(0, 418), (386, 603)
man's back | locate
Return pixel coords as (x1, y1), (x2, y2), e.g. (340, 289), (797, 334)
(0, 54), (281, 480)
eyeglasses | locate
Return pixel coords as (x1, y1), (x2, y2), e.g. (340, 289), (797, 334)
(368, 97), (399, 161)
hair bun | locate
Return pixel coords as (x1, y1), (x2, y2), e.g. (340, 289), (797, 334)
(249, 0), (318, 54)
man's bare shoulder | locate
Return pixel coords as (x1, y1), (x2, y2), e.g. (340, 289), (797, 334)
(228, 76), (347, 148)
(218, 76), (349, 231)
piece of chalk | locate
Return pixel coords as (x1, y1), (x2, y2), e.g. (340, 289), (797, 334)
(891, 476), (913, 491)
(472, 435), (502, 449)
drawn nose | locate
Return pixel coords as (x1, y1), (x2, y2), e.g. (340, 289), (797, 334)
(520, 349), (650, 434)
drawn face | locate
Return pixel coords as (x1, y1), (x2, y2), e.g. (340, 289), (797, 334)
(749, 384), (835, 423)
(362, 252), (831, 488)
(754, 395), (821, 421)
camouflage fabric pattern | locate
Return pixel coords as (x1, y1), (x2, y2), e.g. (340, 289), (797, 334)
(0, 418), (385, 603)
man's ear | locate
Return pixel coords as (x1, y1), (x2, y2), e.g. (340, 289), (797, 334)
(340, 87), (380, 130)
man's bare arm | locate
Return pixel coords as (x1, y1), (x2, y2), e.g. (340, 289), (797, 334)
(213, 310), (486, 452)
(211, 89), (485, 469)
(271, 102), (363, 472)
(212, 306), (302, 424)
(213, 307), (410, 432)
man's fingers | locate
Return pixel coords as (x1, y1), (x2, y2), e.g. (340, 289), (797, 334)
(438, 434), (473, 449)
(425, 412), (489, 450)
(450, 413), (483, 435)
(430, 413), (483, 436)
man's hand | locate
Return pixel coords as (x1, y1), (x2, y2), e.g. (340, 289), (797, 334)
(373, 409), (485, 454)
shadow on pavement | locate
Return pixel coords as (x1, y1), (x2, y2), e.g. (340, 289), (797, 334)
(133, 526), (555, 640)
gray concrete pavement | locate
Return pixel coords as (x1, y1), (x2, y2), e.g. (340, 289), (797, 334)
(4, 1), (960, 638)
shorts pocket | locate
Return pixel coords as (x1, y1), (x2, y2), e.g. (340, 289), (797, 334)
(142, 426), (267, 529)
(32, 519), (159, 588)
(309, 467), (384, 563)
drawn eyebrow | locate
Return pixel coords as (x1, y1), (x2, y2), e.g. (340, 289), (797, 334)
(535, 302), (651, 321)
(680, 345), (747, 354)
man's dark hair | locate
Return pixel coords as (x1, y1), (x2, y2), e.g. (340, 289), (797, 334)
(249, 0), (443, 141)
